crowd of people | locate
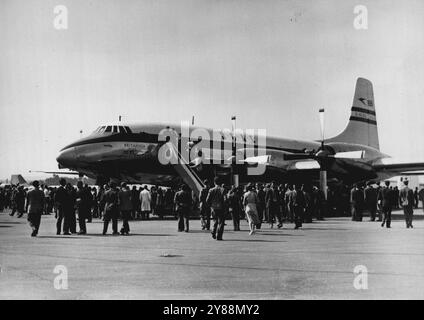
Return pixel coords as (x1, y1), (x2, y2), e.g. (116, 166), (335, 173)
(0, 177), (423, 238)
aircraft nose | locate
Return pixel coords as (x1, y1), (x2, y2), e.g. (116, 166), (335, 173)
(56, 148), (76, 168)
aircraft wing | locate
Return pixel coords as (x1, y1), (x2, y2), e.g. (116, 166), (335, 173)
(29, 170), (81, 175)
(372, 159), (424, 176)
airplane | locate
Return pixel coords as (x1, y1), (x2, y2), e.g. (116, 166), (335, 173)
(54, 78), (424, 196)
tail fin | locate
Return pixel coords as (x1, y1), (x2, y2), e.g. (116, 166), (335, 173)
(327, 78), (379, 150)
(10, 174), (27, 185)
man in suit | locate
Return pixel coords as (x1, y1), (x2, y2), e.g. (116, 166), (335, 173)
(265, 182), (281, 228)
(350, 184), (364, 221)
(119, 182), (133, 235)
(174, 184), (193, 232)
(292, 184), (306, 229)
(54, 178), (71, 235)
(199, 180), (211, 230)
(377, 181), (394, 228)
(26, 181), (45, 237)
(364, 182), (378, 221)
(75, 181), (92, 235)
(206, 177), (226, 240)
(102, 181), (120, 235)
(399, 180), (415, 228)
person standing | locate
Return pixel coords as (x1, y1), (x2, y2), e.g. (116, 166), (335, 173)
(26, 181), (45, 237)
(15, 186), (26, 218)
(377, 181), (394, 228)
(75, 181), (91, 235)
(285, 185), (295, 223)
(150, 186), (157, 217)
(130, 186), (139, 220)
(243, 184), (260, 235)
(66, 183), (77, 233)
(419, 187), (424, 213)
(292, 184), (306, 229)
(207, 177), (226, 241)
(413, 187), (419, 209)
(102, 181), (120, 235)
(256, 183), (266, 224)
(118, 182), (133, 235)
(174, 184), (193, 232)
(265, 182), (281, 228)
(54, 178), (71, 235)
(399, 180), (415, 228)
(139, 186), (151, 220)
(156, 187), (164, 219)
(227, 186), (241, 231)
(199, 180), (211, 230)
(350, 184), (364, 221)
(364, 182), (378, 221)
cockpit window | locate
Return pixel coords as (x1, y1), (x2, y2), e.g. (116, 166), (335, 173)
(105, 126), (112, 133)
(119, 126), (125, 133)
(125, 126), (133, 133)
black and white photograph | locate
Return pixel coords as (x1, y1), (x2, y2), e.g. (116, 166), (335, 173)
(1, 0), (424, 303)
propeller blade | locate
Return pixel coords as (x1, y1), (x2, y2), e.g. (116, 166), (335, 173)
(319, 108), (325, 144)
(331, 150), (365, 159)
(283, 153), (315, 161)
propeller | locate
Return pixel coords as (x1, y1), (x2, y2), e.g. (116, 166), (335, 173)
(283, 108), (365, 162)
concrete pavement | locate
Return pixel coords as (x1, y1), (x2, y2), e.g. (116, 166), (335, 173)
(1, 209), (424, 299)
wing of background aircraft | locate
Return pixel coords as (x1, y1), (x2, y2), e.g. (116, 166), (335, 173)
(29, 170), (81, 175)
(371, 159), (424, 176)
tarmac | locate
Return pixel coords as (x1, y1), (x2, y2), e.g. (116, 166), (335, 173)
(1, 209), (424, 300)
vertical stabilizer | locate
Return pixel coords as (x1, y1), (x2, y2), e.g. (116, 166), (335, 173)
(327, 78), (379, 150)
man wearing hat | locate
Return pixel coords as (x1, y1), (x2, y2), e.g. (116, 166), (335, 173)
(102, 181), (120, 235)
(174, 184), (193, 232)
(119, 182), (133, 235)
(364, 181), (377, 221)
(26, 181), (45, 237)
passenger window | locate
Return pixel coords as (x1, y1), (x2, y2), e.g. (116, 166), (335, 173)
(105, 126), (112, 132)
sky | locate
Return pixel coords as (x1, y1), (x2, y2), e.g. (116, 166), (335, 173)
(1, 0), (424, 181)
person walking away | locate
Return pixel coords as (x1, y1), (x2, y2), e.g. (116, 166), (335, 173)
(265, 182), (281, 228)
(399, 180), (414, 228)
(174, 184), (193, 232)
(102, 181), (120, 235)
(243, 184), (260, 235)
(15, 186), (26, 218)
(227, 186), (241, 231)
(377, 181), (394, 228)
(26, 181), (45, 237)
(118, 183), (132, 235)
(139, 186), (151, 220)
(375, 182), (383, 221)
(206, 177), (226, 240)
(364, 182), (378, 221)
(350, 184), (364, 221)
(292, 184), (306, 229)
(199, 180), (211, 230)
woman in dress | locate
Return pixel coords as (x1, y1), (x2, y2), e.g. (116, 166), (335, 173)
(243, 183), (260, 235)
